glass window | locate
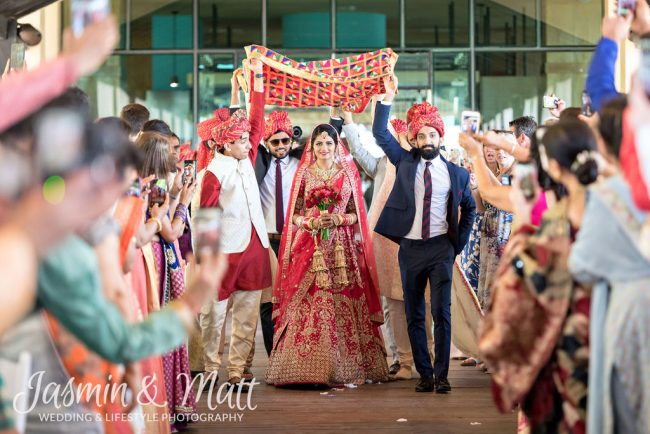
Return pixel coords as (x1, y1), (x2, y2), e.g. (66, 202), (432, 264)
(405, 0), (470, 47)
(130, 0), (192, 50)
(475, 51), (592, 130)
(199, 0), (261, 48)
(61, 0), (127, 50)
(336, 0), (399, 49)
(433, 52), (469, 131)
(475, 0), (536, 46)
(76, 55), (195, 140)
(542, 0), (602, 46)
(198, 54), (236, 121)
(267, 0), (331, 49)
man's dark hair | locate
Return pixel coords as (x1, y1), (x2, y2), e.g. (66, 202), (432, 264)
(559, 107), (582, 122)
(509, 116), (537, 141)
(142, 119), (173, 137)
(598, 95), (628, 158)
(120, 103), (150, 134)
(96, 116), (133, 137)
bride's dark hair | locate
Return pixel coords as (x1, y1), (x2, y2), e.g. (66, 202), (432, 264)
(310, 124), (339, 146)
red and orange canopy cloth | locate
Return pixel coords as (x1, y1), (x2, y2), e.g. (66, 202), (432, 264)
(241, 45), (399, 113)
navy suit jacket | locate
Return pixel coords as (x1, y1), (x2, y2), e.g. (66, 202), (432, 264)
(372, 102), (476, 256)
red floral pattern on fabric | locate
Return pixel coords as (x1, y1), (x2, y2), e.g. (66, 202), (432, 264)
(245, 45), (398, 113)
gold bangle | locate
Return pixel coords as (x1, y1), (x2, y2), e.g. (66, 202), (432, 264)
(148, 217), (162, 233)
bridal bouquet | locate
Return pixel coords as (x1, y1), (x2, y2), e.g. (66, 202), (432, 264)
(306, 185), (340, 240)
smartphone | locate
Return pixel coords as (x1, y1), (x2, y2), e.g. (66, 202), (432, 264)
(460, 111), (481, 134)
(183, 160), (196, 185)
(71, 0), (111, 36)
(126, 178), (142, 198)
(618, 0), (636, 16)
(34, 108), (86, 180)
(581, 91), (593, 117)
(515, 163), (538, 202)
(543, 95), (559, 109)
(501, 175), (511, 186)
(149, 179), (167, 206)
(193, 208), (223, 256)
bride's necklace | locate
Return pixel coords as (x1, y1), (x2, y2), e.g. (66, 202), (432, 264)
(313, 163), (337, 181)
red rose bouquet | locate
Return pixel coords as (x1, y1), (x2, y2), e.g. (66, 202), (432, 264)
(306, 185), (340, 240)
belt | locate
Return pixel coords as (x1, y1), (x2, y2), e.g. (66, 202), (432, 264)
(268, 233), (283, 241)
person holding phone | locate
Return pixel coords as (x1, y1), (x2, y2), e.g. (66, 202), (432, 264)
(480, 121), (599, 434)
(197, 58), (271, 391)
(372, 74), (476, 394)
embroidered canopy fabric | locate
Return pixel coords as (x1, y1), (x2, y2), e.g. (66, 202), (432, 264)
(244, 45), (398, 113)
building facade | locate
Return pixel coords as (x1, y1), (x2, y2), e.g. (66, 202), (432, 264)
(40, 0), (614, 143)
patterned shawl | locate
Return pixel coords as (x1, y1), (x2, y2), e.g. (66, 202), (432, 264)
(244, 45), (398, 113)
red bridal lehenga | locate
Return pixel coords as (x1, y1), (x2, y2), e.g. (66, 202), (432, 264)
(266, 127), (389, 386)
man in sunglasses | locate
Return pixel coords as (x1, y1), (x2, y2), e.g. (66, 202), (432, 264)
(254, 110), (302, 356)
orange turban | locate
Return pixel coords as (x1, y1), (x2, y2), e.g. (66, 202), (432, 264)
(211, 109), (251, 148)
(196, 108), (230, 142)
(407, 102), (445, 138)
(264, 110), (293, 141)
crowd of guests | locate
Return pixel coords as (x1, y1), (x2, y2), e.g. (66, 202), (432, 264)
(1, 3), (650, 434)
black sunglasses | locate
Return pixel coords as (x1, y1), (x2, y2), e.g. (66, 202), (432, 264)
(269, 138), (291, 146)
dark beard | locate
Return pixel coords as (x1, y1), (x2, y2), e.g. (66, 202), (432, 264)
(416, 146), (439, 161)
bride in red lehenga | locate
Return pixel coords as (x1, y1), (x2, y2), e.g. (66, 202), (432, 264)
(266, 123), (389, 386)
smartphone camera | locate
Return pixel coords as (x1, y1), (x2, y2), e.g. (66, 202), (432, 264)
(149, 179), (167, 206)
(292, 126), (303, 141)
(461, 111), (481, 134)
(194, 208), (223, 257)
(581, 91), (593, 117)
(618, 0), (637, 16)
(543, 95), (559, 109)
(183, 160), (196, 185)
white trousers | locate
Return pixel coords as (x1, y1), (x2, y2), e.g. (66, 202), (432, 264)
(199, 290), (261, 379)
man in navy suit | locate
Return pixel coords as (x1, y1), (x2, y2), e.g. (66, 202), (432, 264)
(373, 75), (476, 393)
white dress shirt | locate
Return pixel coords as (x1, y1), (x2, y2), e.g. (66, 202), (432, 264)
(259, 155), (300, 234)
(405, 156), (451, 240)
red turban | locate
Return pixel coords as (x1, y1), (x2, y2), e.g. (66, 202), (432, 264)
(407, 102), (445, 138)
(390, 119), (408, 136)
(264, 110), (292, 141)
(196, 108), (230, 142)
(211, 109), (251, 147)
(406, 103), (422, 126)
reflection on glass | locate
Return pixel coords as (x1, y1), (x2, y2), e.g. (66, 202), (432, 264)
(395, 52), (429, 88)
(75, 55), (195, 140)
(405, 0), (470, 47)
(198, 54), (235, 121)
(62, 0), (127, 49)
(476, 52), (592, 129)
(542, 0), (602, 46)
(268, 0), (330, 49)
(475, 0), (535, 46)
(199, 0), (261, 48)
(433, 53), (469, 126)
(336, 0), (399, 49)
(130, 0), (192, 50)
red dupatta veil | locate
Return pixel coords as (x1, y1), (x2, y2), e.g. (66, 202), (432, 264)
(272, 124), (382, 336)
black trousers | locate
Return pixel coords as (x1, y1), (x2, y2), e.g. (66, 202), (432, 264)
(398, 235), (454, 379)
(259, 237), (281, 356)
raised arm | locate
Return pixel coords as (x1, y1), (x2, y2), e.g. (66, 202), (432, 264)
(372, 76), (407, 166)
(460, 133), (514, 213)
(341, 111), (380, 178)
(246, 58), (265, 162)
(586, 15), (631, 112)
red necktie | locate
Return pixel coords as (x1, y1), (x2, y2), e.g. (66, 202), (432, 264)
(422, 162), (432, 240)
(275, 160), (284, 233)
